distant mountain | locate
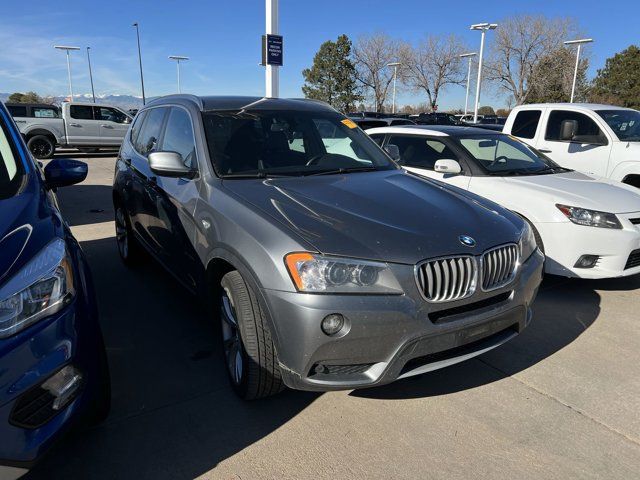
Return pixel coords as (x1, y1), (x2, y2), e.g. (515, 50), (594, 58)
(0, 93), (158, 111)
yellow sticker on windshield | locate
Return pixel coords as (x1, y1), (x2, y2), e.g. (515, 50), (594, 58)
(341, 118), (358, 129)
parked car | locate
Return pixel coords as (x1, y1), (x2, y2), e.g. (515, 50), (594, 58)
(0, 102), (110, 474)
(7, 101), (132, 160)
(503, 103), (640, 188)
(414, 112), (463, 126)
(113, 95), (543, 400)
(368, 125), (640, 279)
(350, 116), (415, 129)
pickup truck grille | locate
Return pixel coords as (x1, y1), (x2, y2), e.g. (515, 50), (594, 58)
(416, 256), (476, 302)
(481, 244), (519, 291)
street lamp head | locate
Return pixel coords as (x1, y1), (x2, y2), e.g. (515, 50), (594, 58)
(132, 22), (138, 27)
(54, 45), (81, 51)
(470, 23), (497, 31)
(564, 38), (594, 46)
(169, 55), (189, 61)
(387, 62), (401, 67)
(459, 52), (477, 58)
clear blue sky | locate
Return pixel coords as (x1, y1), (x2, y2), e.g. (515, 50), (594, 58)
(1, 0), (637, 110)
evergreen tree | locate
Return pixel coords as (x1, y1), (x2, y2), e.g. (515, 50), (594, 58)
(590, 45), (640, 109)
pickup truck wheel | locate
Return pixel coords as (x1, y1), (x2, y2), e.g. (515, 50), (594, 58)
(220, 271), (284, 400)
(114, 205), (143, 266)
(27, 135), (55, 159)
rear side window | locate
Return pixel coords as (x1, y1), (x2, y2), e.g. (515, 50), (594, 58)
(7, 106), (27, 117)
(33, 107), (59, 118)
(135, 107), (167, 156)
(388, 135), (457, 170)
(545, 110), (607, 144)
(70, 105), (94, 120)
(129, 110), (147, 147)
(161, 108), (197, 169)
(511, 110), (541, 139)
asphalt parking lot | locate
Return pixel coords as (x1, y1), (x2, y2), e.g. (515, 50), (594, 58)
(24, 153), (640, 479)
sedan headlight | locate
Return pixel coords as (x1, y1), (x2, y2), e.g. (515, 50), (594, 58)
(556, 204), (622, 229)
(284, 252), (403, 294)
(0, 238), (75, 339)
(519, 222), (537, 262)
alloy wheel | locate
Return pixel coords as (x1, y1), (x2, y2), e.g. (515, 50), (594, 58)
(221, 289), (244, 385)
(115, 208), (129, 259)
(31, 139), (52, 158)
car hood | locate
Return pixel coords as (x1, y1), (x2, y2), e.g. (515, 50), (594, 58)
(504, 170), (640, 213)
(223, 170), (522, 264)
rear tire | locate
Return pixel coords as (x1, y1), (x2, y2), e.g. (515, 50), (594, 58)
(219, 271), (284, 400)
(27, 135), (55, 159)
(114, 204), (144, 266)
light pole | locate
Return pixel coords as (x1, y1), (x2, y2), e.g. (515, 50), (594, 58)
(470, 23), (497, 123)
(564, 38), (593, 103)
(132, 22), (146, 105)
(387, 62), (401, 114)
(168, 56), (189, 93)
(54, 45), (80, 101)
(265, 0), (279, 98)
(459, 53), (476, 116)
(86, 47), (96, 103)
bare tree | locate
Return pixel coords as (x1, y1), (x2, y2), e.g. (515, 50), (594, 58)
(352, 33), (399, 112)
(485, 15), (580, 105)
(398, 35), (466, 111)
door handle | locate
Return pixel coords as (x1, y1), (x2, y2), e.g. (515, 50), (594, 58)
(538, 149), (552, 153)
(101, 124), (114, 128)
(69, 123), (81, 127)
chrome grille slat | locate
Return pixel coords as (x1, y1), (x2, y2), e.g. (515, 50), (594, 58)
(416, 255), (476, 303)
(482, 244), (519, 291)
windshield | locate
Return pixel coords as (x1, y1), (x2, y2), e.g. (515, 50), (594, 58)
(457, 134), (562, 175)
(202, 110), (396, 177)
(0, 114), (24, 199)
(596, 110), (640, 141)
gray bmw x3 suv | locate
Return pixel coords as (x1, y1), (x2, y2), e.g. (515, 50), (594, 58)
(112, 95), (544, 399)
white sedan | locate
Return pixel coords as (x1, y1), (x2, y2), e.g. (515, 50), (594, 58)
(367, 125), (640, 279)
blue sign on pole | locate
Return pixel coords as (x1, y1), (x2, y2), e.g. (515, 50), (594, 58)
(262, 34), (283, 66)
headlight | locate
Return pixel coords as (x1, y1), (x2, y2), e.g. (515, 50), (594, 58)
(519, 222), (537, 262)
(0, 238), (75, 339)
(556, 204), (622, 229)
(284, 252), (403, 294)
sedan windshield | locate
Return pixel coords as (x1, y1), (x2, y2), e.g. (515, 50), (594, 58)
(0, 117), (24, 199)
(457, 134), (563, 175)
(596, 110), (640, 141)
(202, 110), (396, 177)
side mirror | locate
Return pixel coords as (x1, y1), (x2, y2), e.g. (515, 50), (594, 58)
(44, 158), (88, 188)
(560, 119), (578, 141)
(148, 151), (196, 178)
(434, 159), (462, 175)
(384, 144), (401, 161)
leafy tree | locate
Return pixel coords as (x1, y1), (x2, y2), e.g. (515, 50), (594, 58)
(302, 35), (362, 113)
(496, 108), (511, 117)
(590, 45), (640, 109)
(7, 91), (45, 103)
(478, 106), (495, 116)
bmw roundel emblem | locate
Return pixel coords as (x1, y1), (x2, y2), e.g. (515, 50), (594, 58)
(459, 235), (476, 247)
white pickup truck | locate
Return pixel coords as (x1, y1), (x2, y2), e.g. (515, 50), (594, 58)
(503, 103), (640, 188)
(6, 101), (132, 159)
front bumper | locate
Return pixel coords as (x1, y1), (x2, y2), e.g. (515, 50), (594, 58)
(263, 248), (544, 391)
(538, 217), (640, 279)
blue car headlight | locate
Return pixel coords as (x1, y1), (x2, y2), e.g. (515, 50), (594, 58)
(0, 238), (75, 339)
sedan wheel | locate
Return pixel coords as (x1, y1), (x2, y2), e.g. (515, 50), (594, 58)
(221, 288), (244, 385)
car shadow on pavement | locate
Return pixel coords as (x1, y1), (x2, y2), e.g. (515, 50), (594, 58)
(54, 151), (118, 160)
(351, 274), (607, 400)
(24, 236), (319, 479)
(55, 184), (115, 227)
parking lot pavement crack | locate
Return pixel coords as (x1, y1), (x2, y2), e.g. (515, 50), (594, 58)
(477, 357), (640, 448)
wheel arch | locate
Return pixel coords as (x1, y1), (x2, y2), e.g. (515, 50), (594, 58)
(24, 128), (58, 143)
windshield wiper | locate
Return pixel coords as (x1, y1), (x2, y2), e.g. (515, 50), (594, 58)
(305, 166), (378, 176)
(220, 171), (290, 179)
(534, 166), (572, 174)
(486, 169), (531, 176)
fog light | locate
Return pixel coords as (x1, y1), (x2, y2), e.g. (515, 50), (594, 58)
(321, 314), (345, 336)
(574, 255), (600, 269)
(42, 365), (83, 410)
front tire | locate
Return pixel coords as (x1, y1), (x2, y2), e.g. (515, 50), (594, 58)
(219, 271), (284, 400)
(27, 135), (55, 159)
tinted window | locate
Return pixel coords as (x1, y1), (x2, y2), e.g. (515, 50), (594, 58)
(70, 105), (94, 120)
(95, 107), (129, 124)
(161, 108), (197, 169)
(33, 107), (59, 118)
(388, 135), (457, 170)
(511, 110), (541, 139)
(129, 110), (147, 147)
(7, 106), (27, 117)
(545, 110), (607, 144)
(369, 134), (384, 146)
(135, 108), (167, 156)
